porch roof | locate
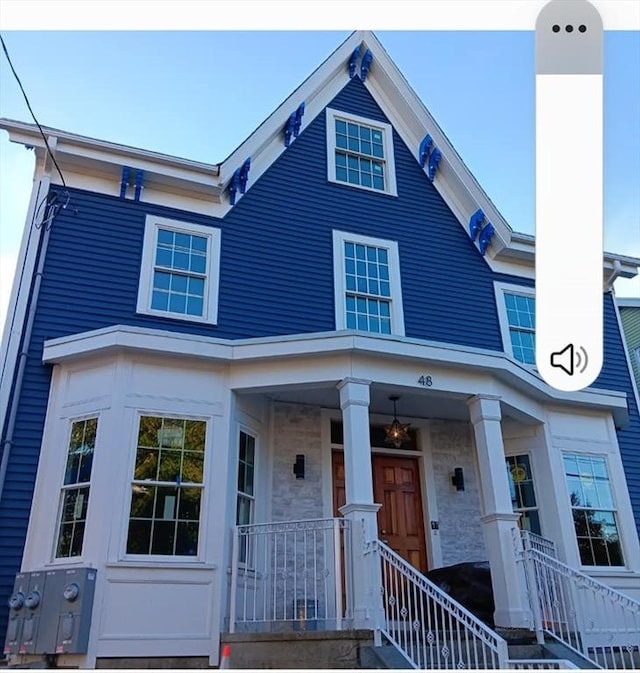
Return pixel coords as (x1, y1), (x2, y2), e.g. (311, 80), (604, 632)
(42, 324), (629, 427)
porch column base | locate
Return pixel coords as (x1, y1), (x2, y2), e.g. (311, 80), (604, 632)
(480, 512), (531, 629)
(339, 503), (384, 630)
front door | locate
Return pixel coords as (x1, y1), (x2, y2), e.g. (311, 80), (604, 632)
(332, 451), (428, 573)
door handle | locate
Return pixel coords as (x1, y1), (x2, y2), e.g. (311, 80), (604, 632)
(380, 529), (387, 534)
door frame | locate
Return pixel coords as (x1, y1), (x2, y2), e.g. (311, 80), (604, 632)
(332, 449), (429, 572)
(321, 410), (442, 569)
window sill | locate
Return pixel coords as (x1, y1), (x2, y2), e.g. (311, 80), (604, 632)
(107, 560), (217, 570)
(328, 178), (397, 198)
(136, 308), (218, 326)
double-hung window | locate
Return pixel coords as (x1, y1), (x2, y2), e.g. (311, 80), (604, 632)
(563, 452), (624, 567)
(326, 109), (397, 196)
(333, 230), (404, 335)
(236, 430), (256, 564)
(137, 216), (221, 324)
(55, 417), (98, 558)
(506, 454), (541, 535)
(127, 415), (206, 556)
(495, 283), (536, 365)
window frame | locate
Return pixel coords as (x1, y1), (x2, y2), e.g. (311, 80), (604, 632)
(236, 428), (258, 567)
(562, 451), (625, 568)
(326, 108), (397, 197)
(54, 415), (99, 560)
(137, 215), (221, 325)
(333, 230), (405, 336)
(505, 452), (542, 536)
(494, 282), (536, 366)
(124, 413), (208, 560)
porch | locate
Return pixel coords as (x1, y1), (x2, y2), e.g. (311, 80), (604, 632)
(227, 519), (640, 669)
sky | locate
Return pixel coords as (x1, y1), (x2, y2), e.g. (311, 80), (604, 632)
(0, 4), (639, 335)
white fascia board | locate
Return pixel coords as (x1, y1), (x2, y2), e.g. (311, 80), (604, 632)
(42, 325), (628, 425)
(360, 32), (511, 256)
(0, 119), (223, 202)
(499, 231), (640, 279)
(617, 298), (640, 308)
(42, 324), (233, 364)
(215, 32), (364, 200)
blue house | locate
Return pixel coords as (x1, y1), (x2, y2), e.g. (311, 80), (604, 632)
(1, 31), (639, 669)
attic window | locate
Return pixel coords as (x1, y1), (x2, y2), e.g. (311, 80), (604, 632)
(326, 108), (397, 196)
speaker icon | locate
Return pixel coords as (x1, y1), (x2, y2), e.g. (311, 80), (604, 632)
(550, 343), (589, 376)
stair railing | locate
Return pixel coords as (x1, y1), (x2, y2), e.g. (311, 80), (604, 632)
(369, 539), (509, 669)
(520, 531), (640, 670)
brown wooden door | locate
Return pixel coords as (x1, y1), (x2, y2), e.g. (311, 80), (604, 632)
(332, 451), (428, 573)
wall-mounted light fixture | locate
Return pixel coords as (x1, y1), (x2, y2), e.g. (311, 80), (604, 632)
(293, 454), (305, 479)
(451, 467), (465, 491)
(384, 395), (411, 449)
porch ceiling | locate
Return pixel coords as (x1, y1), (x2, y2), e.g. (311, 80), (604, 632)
(243, 384), (532, 424)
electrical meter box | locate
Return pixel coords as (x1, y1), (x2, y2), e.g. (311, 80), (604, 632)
(3, 567), (97, 656)
(3, 572), (29, 656)
(53, 567), (97, 654)
(18, 571), (47, 655)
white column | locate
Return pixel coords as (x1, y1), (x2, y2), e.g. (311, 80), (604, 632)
(468, 394), (531, 628)
(337, 378), (384, 629)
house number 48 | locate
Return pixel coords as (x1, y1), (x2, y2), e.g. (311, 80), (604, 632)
(417, 375), (433, 387)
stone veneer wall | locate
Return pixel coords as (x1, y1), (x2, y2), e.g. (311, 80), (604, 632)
(269, 404), (487, 567)
(271, 402), (324, 521)
(430, 421), (487, 566)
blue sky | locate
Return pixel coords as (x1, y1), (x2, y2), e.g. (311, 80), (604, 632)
(1, 27), (639, 330)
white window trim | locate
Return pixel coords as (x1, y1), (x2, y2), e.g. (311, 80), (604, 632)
(52, 414), (100, 562)
(561, 450), (626, 569)
(333, 230), (405, 336)
(122, 411), (209, 562)
(505, 451), (542, 536)
(494, 281), (536, 365)
(137, 215), (221, 325)
(326, 108), (398, 197)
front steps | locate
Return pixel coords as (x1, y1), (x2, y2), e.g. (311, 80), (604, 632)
(220, 628), (597, 669)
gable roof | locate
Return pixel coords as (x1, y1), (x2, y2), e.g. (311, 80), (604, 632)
(1, 30), (638, 281)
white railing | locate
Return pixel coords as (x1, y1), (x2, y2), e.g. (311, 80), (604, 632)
(521, 535), (640, 669)
(521, 530), (557, 558)
(371, 539), (509, 669)
(229, 518), (352, 632)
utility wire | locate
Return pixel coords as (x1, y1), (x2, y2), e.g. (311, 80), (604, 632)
(0, 32), (67, 187)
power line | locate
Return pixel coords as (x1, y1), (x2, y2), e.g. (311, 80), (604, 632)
(0, 32), (67, 187)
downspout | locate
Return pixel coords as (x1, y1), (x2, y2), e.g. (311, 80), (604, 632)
(0, 185), (65, 503)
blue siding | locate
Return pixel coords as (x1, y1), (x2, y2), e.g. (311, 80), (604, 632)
(1, 77), (638, 639)
(596, 295), (640, 534)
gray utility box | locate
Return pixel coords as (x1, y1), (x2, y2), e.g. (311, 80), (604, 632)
(3, 573), (29, 655)
(3, 567), (97, 656)
(52, 567), (97, 654)
(18, 571), (47, 655)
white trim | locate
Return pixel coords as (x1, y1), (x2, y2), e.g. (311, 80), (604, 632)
(39, 324), (631, 427)
(332, 229), (405, 336)
(560, 449), (628, 570)
(136, 215), (221, 325)
(494, 281), (536, 365)
(50, 412), (101, 564)
(611, 294), (640, 417)
(325, 108), (397, 197)
(0, 168), (50, 431)
(121, 410), (211, 563)
(504, 451), (542, 536)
